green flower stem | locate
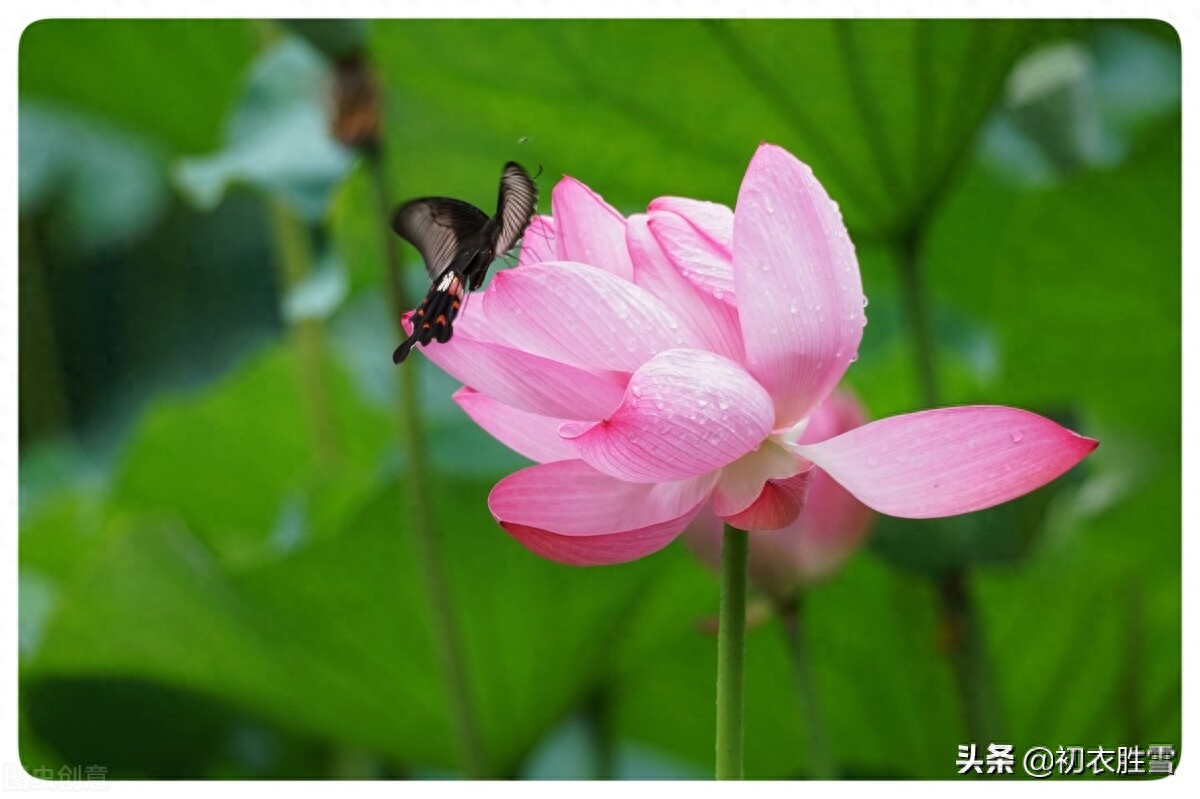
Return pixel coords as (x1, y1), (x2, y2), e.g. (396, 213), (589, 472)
(716, 524), (749, 780)
(937, 571), (1000, 741)
(585, 685), (617, 780)
(897, 232), (939, 408)
(898, 232), (999, 743)
(18, 217), (71, 438)
(267, 200), (340, 467)
(777, 593), (836, 778)
(366, 148), (487, 779)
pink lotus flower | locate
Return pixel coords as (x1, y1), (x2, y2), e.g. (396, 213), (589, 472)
(407, 144), (1097, 566)
(684, 389), (875, 598)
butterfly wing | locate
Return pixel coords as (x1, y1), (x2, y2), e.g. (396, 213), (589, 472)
(392, 197), (489, 279)
(484, 162), (539, 259)
(391, 163), (537, 363)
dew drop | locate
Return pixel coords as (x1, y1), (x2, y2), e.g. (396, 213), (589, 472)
(718, 399), (730, 410)
(1010, 432), (1025, 444)
(862, 296), (870, 308)
(789, 303), (798, 314)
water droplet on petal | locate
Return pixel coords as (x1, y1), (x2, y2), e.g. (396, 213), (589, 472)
(1010, 432), (1024, 443)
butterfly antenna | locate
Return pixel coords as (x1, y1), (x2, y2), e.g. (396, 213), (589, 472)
(533, 164), (544, 180)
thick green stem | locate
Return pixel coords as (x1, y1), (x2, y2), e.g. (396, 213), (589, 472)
(268, 201), (340, 467)
(715, 524), (749, 779)
(936, 571), (1000, 742)
(584, 686), (617, 780)
(897, 233), (940, 409)
(18, 217), (71, 440)
(366, 150), (487, 778)
(777, 594), (836, 778)
(1120, 579), (1145, 744)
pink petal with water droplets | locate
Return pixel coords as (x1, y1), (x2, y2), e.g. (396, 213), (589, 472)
(551, 177), (634, 281)
(626, 214), (744, 362)
(648, 208), (736, 305)
(648, 196), (734, 249)
(489, 459), (717, 565)
(558, 348), (774, 483)
(733, 143), (866, 427)
(794, 405), (1098, 518)
(517, 215), (560, 267)
(404, 312), (624, 421)
(483, 261), (698, 372)
(453, 387), (576, 464)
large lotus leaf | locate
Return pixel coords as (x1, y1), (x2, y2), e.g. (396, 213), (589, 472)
(368, 19), (1043, 239)
(20, 19), (256, 154)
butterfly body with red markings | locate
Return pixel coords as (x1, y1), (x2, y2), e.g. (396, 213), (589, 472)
(391, 162), (539, 363)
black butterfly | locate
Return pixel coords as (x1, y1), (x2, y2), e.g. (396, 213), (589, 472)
(391, 162), (539, 363)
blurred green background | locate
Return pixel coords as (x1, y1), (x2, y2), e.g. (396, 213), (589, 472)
(18, 18), (1180, 779)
